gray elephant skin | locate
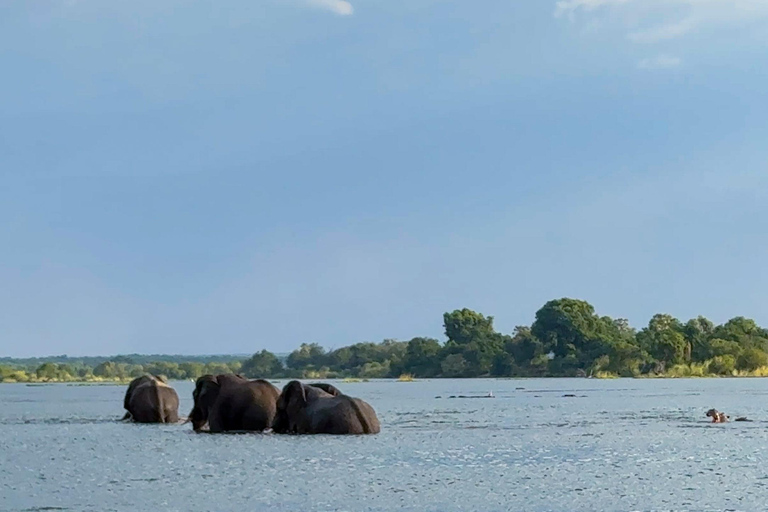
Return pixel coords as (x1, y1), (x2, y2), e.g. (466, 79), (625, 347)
(190, 373), (280, 433)
(272, 381), (380, 435)
(123, 374), (180, 423)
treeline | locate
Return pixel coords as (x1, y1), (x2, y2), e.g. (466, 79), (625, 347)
(0, 360), (245, 383)
(0, 353), (252, 368)
(3, 298), (768, 382)
(242, 298), (768, 379)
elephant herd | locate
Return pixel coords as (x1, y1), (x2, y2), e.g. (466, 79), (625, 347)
(122, 374), (380, 435)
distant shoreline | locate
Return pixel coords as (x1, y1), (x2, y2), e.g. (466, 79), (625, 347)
(5, 373), (768, 385)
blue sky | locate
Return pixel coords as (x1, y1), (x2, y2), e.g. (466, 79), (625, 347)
(1, 0), (767, 357)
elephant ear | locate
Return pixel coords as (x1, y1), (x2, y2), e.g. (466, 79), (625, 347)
(123, 378), (139, 411)
(194, 374), (218, 401)
(308, 383), (341, 397)
(283, 380), (307, 406)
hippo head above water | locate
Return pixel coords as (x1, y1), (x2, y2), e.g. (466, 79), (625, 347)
(706, 409), (728, 423)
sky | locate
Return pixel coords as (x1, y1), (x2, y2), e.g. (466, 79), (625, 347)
(1, 0), (767, 357)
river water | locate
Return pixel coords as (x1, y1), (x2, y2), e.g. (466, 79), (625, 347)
(2, 378), (768, 511)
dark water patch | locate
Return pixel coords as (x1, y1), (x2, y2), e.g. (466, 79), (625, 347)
(395, 410), (469, 416)
(21, 507), (70, 511)
(607, 411), (698, 422)
(438, 395), (495, 399)
(522, 388), (629, 394)
(643, 392), (707, 398)
(186, 428), (272, 435)
(1, 417), (123, 425)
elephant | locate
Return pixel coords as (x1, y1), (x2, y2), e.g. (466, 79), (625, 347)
(190, 373), (280, 433)
(272, 380), (380, 435)
(122, 374), (180, 423)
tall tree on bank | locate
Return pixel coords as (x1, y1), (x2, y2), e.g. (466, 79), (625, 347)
(531, 298), (618, 372)
(443, 309), (496, 345)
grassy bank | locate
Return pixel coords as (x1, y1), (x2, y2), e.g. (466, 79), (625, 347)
(593, 364), (768, 379)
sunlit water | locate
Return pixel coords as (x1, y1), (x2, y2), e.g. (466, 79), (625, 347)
(3, 378), (768, 511)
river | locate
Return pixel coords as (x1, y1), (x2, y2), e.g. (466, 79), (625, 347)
(2, 378), (768, 511)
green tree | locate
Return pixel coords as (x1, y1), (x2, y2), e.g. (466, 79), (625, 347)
(505, 326), (544, 366)
(703, 338), (742, 359)
(714, 317), (768, 351)
(240, 350), (283, 378)
(204, 362), (235, 375)
(93, 361), (117, 378)
(325, 346), (352, 370)
(645, 330), (687, 366)
(358, 361), (390, 378)
(490, 352), (517, 377)
(398, 337), (442, 377)
(378, 339), (407, 373)
(637, 314), (687, 366)
(144, 362), (182, 380)
(736, 348), (768, 372)
(708, 355), (736, 375)
(531, 298), (616, 369)
(684, 316), (715, 361)
(460, 333), (507, 376)
(0, 365), (16, 381)
(36, 363), (60, 380)
(129, 365), (146, 378)
(441, 354), (468, 377)
(179, 362), (205, 379)
(443, 309), (495, 345)
(287, 343), (326, 370)
(605, 341), (650, 377)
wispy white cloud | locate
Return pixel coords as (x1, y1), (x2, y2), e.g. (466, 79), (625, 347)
(627, 18), (696, 43)
(307, 0), (353, 16)
(637, 54), (681, 69)
(555, 0), (632, 18)
(555, 0), (768, 66)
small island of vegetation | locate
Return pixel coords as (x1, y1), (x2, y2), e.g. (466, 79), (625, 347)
(3, 298), (768, 383)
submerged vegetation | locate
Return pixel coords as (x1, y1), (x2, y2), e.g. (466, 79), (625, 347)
(3, 298), (768, 382)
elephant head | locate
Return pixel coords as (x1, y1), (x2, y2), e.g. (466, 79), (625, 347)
(273, 380), (305, 434)
(273, 381), (343, 434)
(190, 375), (220, 431)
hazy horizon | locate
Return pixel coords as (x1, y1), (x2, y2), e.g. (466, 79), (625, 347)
(2, 1), (768, 358)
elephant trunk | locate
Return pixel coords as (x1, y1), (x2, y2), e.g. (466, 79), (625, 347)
(190, 406), (206, 431)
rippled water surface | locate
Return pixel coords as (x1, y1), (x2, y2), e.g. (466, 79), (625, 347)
(3, 378), (768, 511)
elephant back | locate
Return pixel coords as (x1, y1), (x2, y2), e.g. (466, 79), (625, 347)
(126, 375), (180, 423)
(201, 375), (279, 432)
(241, 379), (280, 428)
(347, 397), (380, 434)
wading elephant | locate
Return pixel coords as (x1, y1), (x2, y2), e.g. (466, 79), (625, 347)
(272, 381), (380, 435)
(190, 374), (280, 433)
(123, 374), (180, 423)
